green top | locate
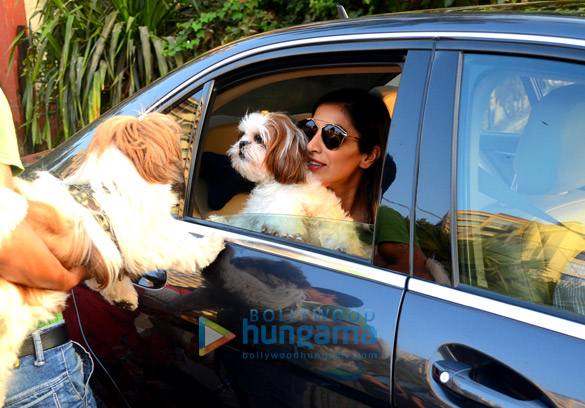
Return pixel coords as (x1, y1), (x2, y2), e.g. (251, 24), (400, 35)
(375, 206), (411, 245)
(37, 314), (64, 329)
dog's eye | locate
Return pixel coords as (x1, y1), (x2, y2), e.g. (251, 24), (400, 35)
(254, 134), (263, 144)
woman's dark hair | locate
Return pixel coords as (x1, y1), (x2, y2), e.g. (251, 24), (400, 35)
(312, 88), (391, 224)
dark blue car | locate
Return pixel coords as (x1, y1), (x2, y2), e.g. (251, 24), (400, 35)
(31, 3), (585, 406)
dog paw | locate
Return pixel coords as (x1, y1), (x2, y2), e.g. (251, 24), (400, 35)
(346, 240), (367, 258)
(113, 299), (138, 311)
(193, 233), (225, 270)
(100, 277), (139, 310)
(209, 232), (226, 251)
(203, 232), (225, 256)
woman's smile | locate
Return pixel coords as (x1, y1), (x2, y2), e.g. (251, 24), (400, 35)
(307, 157), (325, 171)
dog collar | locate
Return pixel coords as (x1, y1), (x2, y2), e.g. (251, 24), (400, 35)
(68, 184), (118, 247)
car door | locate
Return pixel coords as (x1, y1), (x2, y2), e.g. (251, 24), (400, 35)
(162, 50), (412, 408)
(394, 42), (585, 407)
(65, 39), (435, 407)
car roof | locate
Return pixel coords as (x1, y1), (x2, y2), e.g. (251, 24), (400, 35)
(168, 7), (585, 86)
(260, 9), (585, 42)
(180, 3), (585, 69)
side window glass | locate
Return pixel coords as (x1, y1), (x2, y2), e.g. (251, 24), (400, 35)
(457, 54), (585, 317)
(188, 65), (403, 258)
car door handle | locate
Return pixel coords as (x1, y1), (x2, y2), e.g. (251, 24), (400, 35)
(135, 269), (167, 289)
(432, 361), (549, 408)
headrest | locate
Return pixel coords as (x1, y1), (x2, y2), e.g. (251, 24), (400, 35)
(513, 84), (585, 195)
(200, 152), (254, 210)
(370, 86), (398, 118)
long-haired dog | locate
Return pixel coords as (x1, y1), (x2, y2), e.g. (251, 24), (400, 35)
(225, 111), (365, 256)
(0, 113), (224, 405)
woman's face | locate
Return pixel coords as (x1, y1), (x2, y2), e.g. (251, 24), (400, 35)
(306, 103), (370, 194)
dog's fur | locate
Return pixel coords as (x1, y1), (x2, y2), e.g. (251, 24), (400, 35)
(0, 113), (224, 404)
(225, 111), (365, 256)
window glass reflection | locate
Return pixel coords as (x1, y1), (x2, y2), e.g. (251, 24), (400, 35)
(457, 54), (585, 316)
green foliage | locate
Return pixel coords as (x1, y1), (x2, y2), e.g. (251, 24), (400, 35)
(416, 217), (452, 273)
(165, 0), (498, 60)
(164, 0), (279, 57)
(17, 0), (189, 150)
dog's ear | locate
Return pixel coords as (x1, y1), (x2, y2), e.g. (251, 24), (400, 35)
(264, 113), (308, 184)
(87, 244), (113, 289)
(87, 113), (184, 187)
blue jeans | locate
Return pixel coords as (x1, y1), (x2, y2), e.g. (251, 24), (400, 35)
(4, 322), (97, 408)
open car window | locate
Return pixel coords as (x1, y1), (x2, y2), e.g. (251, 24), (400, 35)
(171, 60), (403, 258)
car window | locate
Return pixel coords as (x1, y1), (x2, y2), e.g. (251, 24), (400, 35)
(173, 63), (403, 258)
(457, 53), (585, 317)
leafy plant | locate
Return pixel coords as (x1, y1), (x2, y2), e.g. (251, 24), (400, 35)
(164, 0), (279, 58)
(14, 0), (189, 151)
(164, 0), (502, 62)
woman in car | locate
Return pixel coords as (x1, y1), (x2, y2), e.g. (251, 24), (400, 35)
(300, 88), (389, 224)
(301, 88), (438, 281)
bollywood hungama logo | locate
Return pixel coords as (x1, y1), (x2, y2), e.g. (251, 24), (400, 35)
(199, 316), (235, 356)
(198, 306), (377, 359)
(242, 307), (377, 349)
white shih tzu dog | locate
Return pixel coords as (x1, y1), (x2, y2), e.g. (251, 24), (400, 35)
(225, 111), (365, 257)
(0, 113), (224, 405)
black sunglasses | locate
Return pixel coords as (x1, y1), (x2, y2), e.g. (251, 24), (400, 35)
(297, 118), (360, 151)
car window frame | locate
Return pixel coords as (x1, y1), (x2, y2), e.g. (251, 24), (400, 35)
(151, 39), (438, 290)
(410, 50), (459, 284)
(179, 51), (411, 261)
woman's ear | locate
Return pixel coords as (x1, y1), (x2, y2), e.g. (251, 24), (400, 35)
(360, 145), (381, 169)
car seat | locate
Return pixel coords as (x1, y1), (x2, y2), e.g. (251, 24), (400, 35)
(369, 85), (398, 118)
(507, 84), (585, 304)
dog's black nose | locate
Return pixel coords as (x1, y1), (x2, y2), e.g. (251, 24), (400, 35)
(239, 140), (250, 158)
